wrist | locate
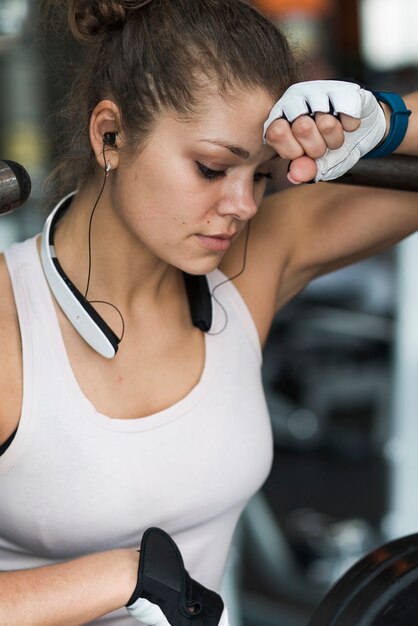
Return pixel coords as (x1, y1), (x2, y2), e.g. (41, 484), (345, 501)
(111, 549), (140, 606)
(379, 101), (391, 141)
(363, 91), (411, 159)
(122, 550), (139, 606)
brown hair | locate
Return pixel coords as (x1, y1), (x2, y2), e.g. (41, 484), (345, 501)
(46, 0), (301, 197)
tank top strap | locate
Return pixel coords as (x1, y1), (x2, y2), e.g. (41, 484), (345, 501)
(4, 236), (61, 366)
(3, 236), (71, 464)
(206, 268), (262, 363)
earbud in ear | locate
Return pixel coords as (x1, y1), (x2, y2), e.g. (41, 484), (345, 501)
(103, 132), (117, 146)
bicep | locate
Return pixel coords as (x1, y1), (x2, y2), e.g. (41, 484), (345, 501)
(287, 183), (418, 281)
(223, 182), (418, 343)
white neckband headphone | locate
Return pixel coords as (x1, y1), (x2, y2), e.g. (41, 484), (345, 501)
(40, 193), (213, 358)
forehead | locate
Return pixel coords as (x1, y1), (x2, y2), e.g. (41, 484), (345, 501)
(189, 87), (275, 134)
(163, 87), (277, 160)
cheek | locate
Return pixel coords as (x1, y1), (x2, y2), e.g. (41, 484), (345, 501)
(113, 164), (180, 227)
(115, 151), (218, 237)
(114, 185), (191, 252)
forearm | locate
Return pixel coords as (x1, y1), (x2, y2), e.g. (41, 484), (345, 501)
(300, 183), (418, 277)
(260, 181), (418, 302)
(0, 549), (138, 626)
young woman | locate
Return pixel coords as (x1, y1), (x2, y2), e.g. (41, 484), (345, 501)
(0, 0), (417, 624)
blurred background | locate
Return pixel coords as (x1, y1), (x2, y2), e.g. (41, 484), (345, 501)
(1, 1), (418, 625)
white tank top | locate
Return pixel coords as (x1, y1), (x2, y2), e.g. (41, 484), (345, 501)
(0, 236), (273, 625)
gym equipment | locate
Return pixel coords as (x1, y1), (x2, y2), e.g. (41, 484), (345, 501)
(308, 533), (418, 625)
(332, 154), (418, 192)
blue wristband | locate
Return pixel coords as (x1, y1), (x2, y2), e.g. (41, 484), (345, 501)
(363, 91), (411, 159)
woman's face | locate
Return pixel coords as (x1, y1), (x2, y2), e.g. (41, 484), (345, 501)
(111, 87), (277, 275)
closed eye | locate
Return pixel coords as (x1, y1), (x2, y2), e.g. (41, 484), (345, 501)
(195, 162), (226, 180)
(196, 161), (273, 183)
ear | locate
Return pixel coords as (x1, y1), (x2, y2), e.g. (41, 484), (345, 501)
(89, 100), (122, 173)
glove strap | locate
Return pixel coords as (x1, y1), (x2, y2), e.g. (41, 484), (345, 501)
(363, 91), (411, 159)
(126, 527), (225, 625)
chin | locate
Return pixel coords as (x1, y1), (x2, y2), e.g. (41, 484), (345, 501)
(176, 254), (222, 276)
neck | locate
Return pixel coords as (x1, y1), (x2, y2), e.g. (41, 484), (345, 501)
(53, 181), (183, 315)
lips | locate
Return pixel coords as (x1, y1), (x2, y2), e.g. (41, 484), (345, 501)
(207, 232), (235, 240)
(196, 232), (235, 252)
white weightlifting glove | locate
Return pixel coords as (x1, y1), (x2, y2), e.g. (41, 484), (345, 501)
(126, 528), (231, 626)
(263, 80), (387, 182)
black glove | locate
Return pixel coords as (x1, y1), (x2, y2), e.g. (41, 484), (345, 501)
(126, 528), (230, 626)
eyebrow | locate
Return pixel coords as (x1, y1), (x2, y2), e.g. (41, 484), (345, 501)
(197, 139), (250, 160)
(198, 138), (280, 163)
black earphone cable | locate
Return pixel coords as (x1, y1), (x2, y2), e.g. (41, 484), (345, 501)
(85, 139), (250, 342)
(84, 163), (106, 300)
(208, 220), (251, 336)
(83, 142), (125, 342)
(89, 299), (125, 341)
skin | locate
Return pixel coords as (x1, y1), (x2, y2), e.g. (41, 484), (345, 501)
(0, 84), (417, 624)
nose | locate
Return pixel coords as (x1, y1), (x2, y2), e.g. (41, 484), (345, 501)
(217, 179), (258, 221)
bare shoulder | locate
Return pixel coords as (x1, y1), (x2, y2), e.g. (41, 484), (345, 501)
(0, 253), (22, 444)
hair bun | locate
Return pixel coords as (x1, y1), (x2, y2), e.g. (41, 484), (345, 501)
(69, 0), (153, 44)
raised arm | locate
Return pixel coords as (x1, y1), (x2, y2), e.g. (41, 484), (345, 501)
(228, 84), (418, 344)
(261, 83), (418, 292)
(229, 181), (418, 344)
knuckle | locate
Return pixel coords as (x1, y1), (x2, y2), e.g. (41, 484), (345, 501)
(266, 122), (288, 144)
(341, 115), (361, 131)
(292, 117), (314, 138)
(310, 146), (328, 159)
(331, 136), (345, 149)
(316, 116), (339, 134)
